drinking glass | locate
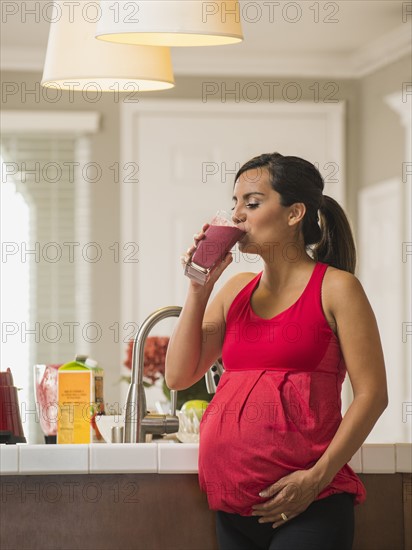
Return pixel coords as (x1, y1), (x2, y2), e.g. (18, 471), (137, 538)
(184, 210), (245, 285)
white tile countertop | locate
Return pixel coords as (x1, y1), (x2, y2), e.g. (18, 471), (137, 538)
(0, 442), (410, 476)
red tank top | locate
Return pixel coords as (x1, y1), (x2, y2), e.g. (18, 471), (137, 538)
(198, 262), (366, 515)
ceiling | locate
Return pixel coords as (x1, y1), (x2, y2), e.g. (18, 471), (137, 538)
(1, 0), (411, 77)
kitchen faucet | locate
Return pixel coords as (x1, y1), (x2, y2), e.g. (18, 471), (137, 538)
(124, 305), (224, 443)
(124, 306), (182, 443)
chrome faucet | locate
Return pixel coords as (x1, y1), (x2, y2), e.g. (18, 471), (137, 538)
(124, 306), (182, 443)
(123, 305), (224, 443)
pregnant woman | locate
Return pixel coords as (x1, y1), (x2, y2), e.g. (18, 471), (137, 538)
(165, 152), (388, 550)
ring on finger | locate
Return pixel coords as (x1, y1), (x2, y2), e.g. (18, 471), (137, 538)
(280, 513), (288, 521)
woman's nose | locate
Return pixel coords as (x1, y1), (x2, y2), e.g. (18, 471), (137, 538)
(231, 207), (246, 224)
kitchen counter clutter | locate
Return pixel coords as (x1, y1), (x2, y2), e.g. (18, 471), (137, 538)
(1, 441), (411, 475)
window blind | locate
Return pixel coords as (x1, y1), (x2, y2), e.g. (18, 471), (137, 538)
(1, 134), (91, 443)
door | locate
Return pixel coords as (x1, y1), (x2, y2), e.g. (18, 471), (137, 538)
(121, 101), (345, 327)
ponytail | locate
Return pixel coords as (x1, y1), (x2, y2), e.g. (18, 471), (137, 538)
(313, 195), (356, 274)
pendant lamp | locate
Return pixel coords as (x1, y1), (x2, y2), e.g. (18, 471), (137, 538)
(41, 0), (174, 92)
(95, 0), (243, 47)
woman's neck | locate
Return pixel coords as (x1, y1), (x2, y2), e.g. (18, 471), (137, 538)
(260, 252), (315, 292)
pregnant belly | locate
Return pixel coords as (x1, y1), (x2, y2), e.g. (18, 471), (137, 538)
(198, 370), (341, 515)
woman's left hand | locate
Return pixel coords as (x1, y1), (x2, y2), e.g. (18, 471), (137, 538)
(251, 469), (324, 529)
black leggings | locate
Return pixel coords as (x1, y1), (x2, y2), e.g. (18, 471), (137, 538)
(216, 493), (355, 550)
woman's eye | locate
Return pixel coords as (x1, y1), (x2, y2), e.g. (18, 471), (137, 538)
(246, 203), (259, 209)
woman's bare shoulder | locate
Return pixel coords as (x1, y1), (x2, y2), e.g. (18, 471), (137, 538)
(322, 266), (367, 316)
(323, 266), (362, 290)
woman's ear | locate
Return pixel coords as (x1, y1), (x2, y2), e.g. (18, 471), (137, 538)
(288, 203), (306, 226)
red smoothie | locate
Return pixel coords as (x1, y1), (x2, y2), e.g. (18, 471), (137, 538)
(191, 225), (245, 269)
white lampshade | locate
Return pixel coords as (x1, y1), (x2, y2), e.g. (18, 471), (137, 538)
(41, 1), (174, 92)
(95, 0), (243, 47)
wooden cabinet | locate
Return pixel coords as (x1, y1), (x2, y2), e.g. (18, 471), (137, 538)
(354, 474), (411, 550)
(1, 473), (410, 549)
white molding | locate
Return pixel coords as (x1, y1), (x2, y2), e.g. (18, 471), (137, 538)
(0, 111), (100, 134)
(3, 23), (410, 78)
(131, 98), (346, 116)
(352, 23), (412, 78)
(172, 23), (411, 78)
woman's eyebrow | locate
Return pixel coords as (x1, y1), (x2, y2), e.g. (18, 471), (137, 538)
(232, 192), (266, 201)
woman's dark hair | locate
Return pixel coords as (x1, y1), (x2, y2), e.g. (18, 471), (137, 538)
(235, 152), (356, 274)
